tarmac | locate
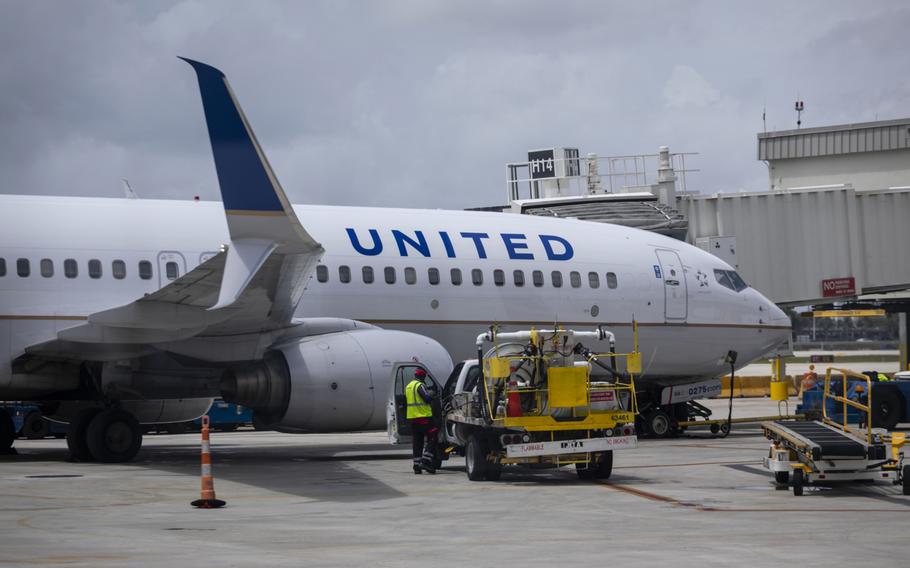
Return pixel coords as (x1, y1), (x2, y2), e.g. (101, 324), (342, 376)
(1, 397), (907, 567)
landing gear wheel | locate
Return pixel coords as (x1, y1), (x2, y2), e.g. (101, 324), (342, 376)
(0, 408), (16, 454)
(903, 465), (910, 496)
(774, 470), (790, 484)
(23, 412), (49, 439)
(85, 408), (143, 463)
(792, 468), (805, 497)
(647, 410), (672, 438)
(66, 408), (101, 462)
(465, 434), (488, 481)
(871, 389), (902, 431)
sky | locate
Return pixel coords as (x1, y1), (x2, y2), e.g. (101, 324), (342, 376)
(1, 1), (908, 210)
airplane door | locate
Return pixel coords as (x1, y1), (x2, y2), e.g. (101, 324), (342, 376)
(387, 362), (439, 445)
(157, 251), (187, 288)
(654, 249), (687, 321)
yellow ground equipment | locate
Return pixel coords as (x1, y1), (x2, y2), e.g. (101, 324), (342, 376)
(762, 368), (908, 496)
(444, 324), (640, 481)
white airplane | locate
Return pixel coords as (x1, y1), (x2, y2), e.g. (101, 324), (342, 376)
(0, 59), (790, 461)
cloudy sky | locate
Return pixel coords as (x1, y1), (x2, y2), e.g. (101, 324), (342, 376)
(2, 1), (908, 209)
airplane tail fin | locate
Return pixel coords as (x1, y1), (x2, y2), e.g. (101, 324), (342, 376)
(180, 57), (321, 254)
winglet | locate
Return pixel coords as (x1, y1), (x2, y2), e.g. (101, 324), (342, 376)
(180, 57), (322, 253)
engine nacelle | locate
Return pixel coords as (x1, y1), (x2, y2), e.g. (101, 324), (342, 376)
(222, 329), (452, 432)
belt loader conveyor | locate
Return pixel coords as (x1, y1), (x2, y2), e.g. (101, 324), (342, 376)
(761, 368), (908, 497)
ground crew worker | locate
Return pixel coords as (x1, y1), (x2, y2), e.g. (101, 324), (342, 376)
(877, 372), (893, 382)
(406, 368), (437, 474)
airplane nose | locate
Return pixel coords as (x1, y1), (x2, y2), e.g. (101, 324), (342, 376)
(767, 301), (790, 327)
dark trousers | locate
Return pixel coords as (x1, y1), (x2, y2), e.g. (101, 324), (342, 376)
(410, 419), (437, 465)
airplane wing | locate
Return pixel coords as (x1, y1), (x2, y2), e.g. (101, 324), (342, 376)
(25, 59), (324, 361)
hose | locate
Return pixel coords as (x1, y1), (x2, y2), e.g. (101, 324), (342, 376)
(719, 352), (737, 438)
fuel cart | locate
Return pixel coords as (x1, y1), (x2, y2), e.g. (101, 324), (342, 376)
(442, 325), (640, 481)
(762, 368), (909, 496)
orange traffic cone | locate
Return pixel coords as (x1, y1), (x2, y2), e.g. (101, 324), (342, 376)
(191, 415), (225, 509)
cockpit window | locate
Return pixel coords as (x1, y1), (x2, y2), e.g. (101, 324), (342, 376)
(727, 270), (748, 292)
(714, 269), (748, 292)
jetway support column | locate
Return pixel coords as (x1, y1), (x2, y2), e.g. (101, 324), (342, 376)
(900, 312), (909, 372)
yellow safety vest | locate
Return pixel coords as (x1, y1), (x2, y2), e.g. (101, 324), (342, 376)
(878, 372), (893, 382)
(405, 380), (432, 419)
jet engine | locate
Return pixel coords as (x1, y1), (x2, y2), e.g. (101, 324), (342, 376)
(222, 328), (452, 432)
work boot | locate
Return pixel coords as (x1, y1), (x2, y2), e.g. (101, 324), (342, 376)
(413, 464), (422, 475)
(420, 458), (436, 474)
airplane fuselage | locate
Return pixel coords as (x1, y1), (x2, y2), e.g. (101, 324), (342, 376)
(0, 194), (790, 392)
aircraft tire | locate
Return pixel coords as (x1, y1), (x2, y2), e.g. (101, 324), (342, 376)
(86, 408), (143, 463)
(66, 408), (101, 462)
(465, 434), (488, 481)
(647, 410), (672, 438)
(0, 408), (15, 452)
(23, 412), (49, 439)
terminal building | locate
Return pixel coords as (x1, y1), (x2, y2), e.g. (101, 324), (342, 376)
(490, 117), (910, 369)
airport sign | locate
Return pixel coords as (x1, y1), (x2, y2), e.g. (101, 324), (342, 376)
(821, 277), (856, 298)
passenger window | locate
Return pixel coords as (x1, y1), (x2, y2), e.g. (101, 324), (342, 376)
(64, 259), (78, 279)
(570, 271), (581, 288)
(493, 269), (505, 287)
(551, 270), (563, 288)
(40, 259), (54, 278)
(606, 272), (618, 289)
(588, 272), (600, 288)
(428, 267), (440, 285)
(138, 260), (152, 280)
(405, 267), (417, 285)
(164, 261), (178, 280)
(472, 269), (483, 286)
(339, 265), (351, 283)
(532, 270), (544, 287)
(362, 266), (374, 284)
(17, 258), (29, 277)
(0, 258), (5, 277)
(316, 265), (328, 283)
(384, 266), (396, 284)
(513, 269), (525, 287)
(450, 268), (462, 286)
(89, 259), (103, 279)
(112, 260), (126, 280)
